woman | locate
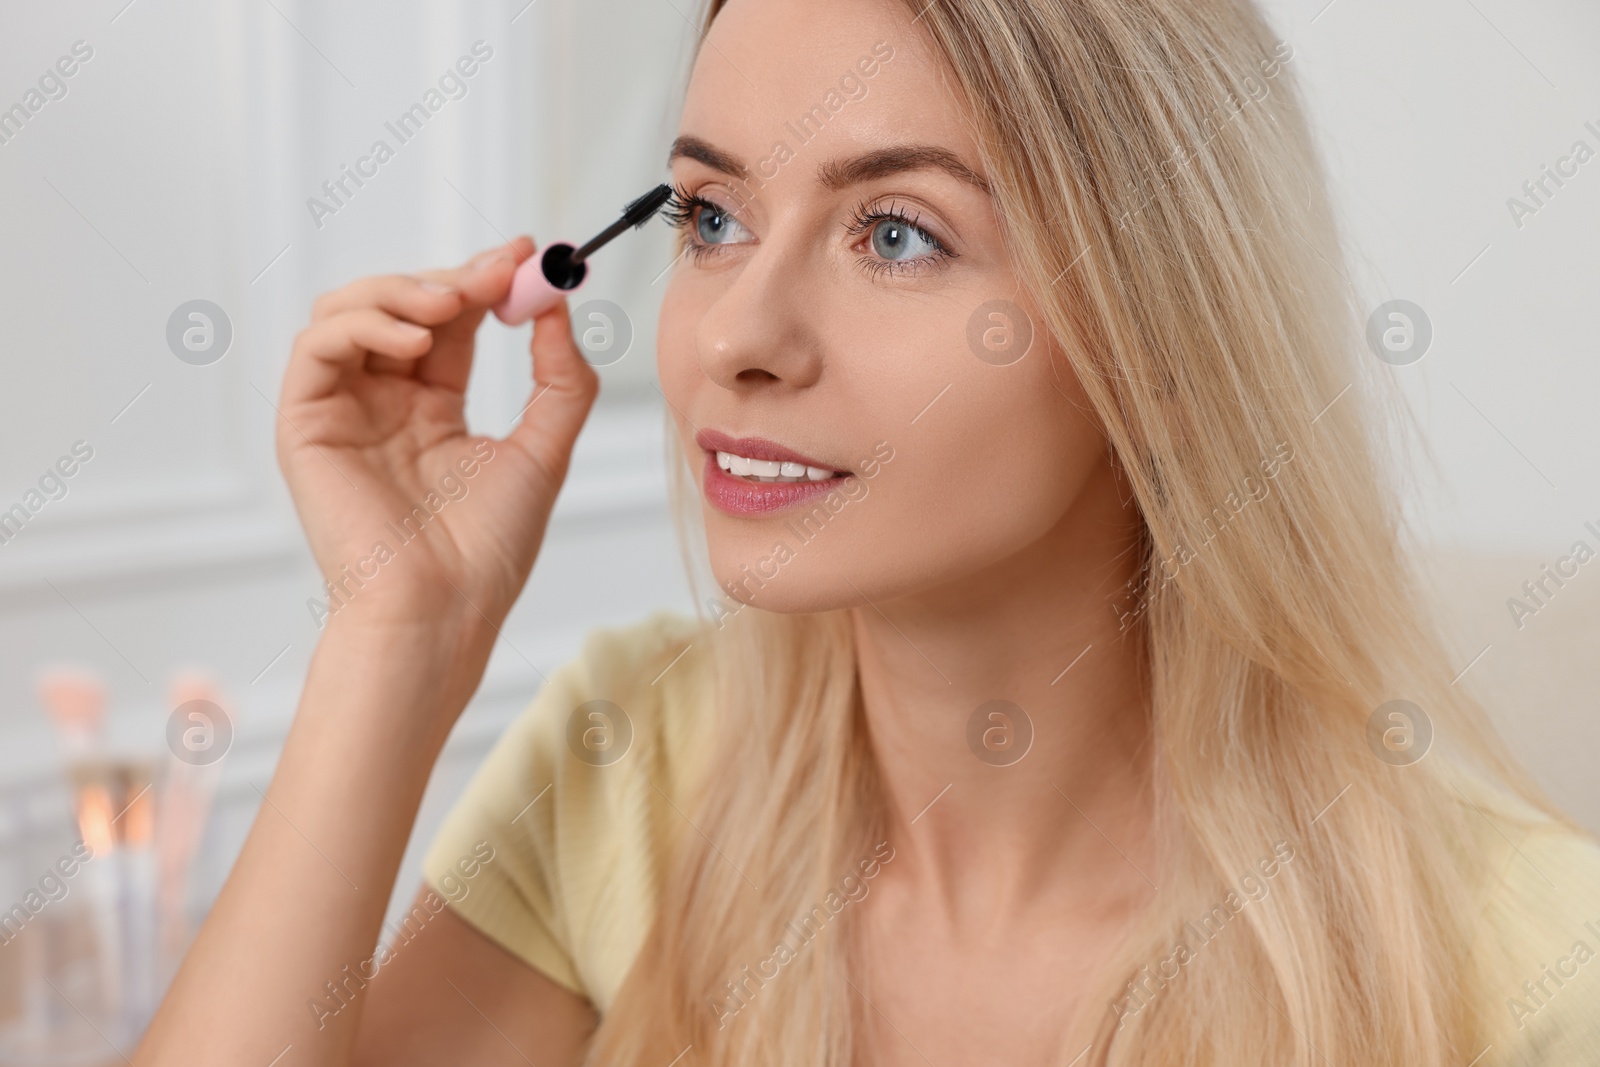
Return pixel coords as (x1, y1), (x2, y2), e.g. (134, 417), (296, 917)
(138, 0), (1600, 1063)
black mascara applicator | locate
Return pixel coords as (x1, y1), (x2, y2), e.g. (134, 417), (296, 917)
(493, 183), (673, 325)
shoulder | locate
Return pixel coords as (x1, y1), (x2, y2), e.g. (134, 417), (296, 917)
(547, 608), (712, 710)
(500, 608), (716, 796)
(533, 609), (719, 826)
(1450, 771), (1600, 1065)
(422, 610), (717, 1010)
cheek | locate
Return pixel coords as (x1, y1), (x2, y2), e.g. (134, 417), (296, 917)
(657, 281), (704, 451)
(655, 246), (1109, 613)
(657, 276), (697, 386)
(824, 344), (1100, 597)
(702, 321), (1098, 612)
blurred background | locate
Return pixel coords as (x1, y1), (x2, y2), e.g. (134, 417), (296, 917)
(0, 0), (1597, 1060)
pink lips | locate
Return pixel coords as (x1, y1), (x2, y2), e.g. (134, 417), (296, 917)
(695, 429), (851, 516)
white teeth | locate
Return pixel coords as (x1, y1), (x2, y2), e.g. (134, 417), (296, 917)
(714, 449), (840, 483)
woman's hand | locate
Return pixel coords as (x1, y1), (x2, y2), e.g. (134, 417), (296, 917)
(278, 236), (598, 645)
(138, 239), (600, 1067)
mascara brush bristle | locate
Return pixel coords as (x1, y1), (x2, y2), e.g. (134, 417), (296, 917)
(570, 182), (675, 264)
(624, 183), (673, 228)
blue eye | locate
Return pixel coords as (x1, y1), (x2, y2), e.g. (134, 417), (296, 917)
(869, 217), (940, 262)
(696, 205), (741, 245)
(662, 186), (752, 252)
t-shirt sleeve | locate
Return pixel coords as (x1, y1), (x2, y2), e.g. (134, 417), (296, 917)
(420, 610), (708, 1006)
(421, 647), (589, 994)
(1472, 809), (1600, 1065)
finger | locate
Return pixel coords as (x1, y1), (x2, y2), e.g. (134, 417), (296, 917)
(408, 256), (520, 393)
(411, 238), (539, 393)
(283, 308), (437, 404)
(503, 297), (601, 490)
(308, 267), (507, 395)
(310, 274), (464, 324)
(417, 236), (536, 307)
(308, 238), (533, 322)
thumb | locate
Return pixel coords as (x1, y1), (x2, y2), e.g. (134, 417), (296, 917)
(503, 297), (600, 488)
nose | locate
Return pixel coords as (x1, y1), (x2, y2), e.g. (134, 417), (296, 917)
(695, 241), (824, 393)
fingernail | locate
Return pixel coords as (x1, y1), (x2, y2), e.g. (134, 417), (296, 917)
(472, 250), (516, 272)
(418, 279), (456, 295)
(399, 322), (431, 340)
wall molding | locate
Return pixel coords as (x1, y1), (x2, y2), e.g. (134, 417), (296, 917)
(0, 395), (671, 597)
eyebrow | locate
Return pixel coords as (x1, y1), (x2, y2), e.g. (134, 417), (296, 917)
(818, 144), (991, 195)
(668, 135), (991, 195)
(669, 135), (750, 182)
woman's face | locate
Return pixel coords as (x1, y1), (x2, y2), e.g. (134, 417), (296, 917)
(658, 0), (1112, 616)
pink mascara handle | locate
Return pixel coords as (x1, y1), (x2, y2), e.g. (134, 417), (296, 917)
(492, 242), (588, 325)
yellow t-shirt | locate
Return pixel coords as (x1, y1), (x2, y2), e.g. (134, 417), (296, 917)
(422, 612), (1600, 1059)
(423, 610), (712, 1009)
(1459, 778), (1600, 1063)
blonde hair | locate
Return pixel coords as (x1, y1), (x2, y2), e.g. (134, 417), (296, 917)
(589, 0), (1573, 1063)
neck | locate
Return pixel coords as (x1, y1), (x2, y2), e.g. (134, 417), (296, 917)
(852, 459), (1155, 920)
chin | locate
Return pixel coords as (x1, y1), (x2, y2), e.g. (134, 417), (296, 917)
(703, 529), (859, 618)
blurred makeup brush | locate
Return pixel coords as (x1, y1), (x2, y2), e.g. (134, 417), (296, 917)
(156, 671), (232, 971)
(38, 668), (105, 761)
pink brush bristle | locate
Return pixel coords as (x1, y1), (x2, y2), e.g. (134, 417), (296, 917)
(168, 671), (220, 711)
(158, 669), (232, 969)
(37, 667), (107, 754)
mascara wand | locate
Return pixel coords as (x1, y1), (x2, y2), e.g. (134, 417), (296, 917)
(493, 182), (673, 326)
(572, 184), (673, 264)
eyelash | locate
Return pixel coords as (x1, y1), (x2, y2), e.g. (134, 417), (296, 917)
(844, 195), (954, 278)
(660, 184), (716, 233)
(660, 186), (724, 267)
(661, 183), (954, 277)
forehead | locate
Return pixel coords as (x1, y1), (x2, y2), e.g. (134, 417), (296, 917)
(677, 0), (979, 177)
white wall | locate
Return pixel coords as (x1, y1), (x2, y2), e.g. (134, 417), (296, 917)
(1, 0), (1597, 966)
(1255, 0), (1600, 830)
(0, 0), (702, 942)
(1258, 0), (1600, 553)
